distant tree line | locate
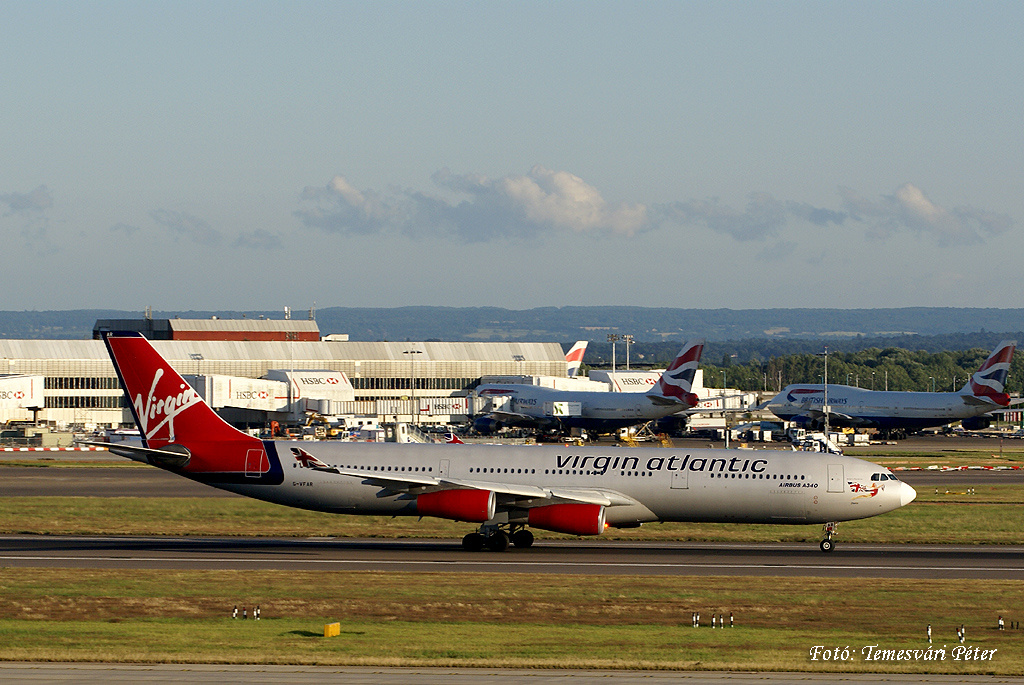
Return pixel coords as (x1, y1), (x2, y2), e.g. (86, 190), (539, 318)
(582, 334), (1024, 395)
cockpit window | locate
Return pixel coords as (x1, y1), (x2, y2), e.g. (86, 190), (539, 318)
(871, 473), (880, 481)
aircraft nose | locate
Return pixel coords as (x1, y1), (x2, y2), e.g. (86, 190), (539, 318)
(900, 482), (917, 507)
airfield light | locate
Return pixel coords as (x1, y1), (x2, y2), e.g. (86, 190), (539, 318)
(607, 334), (620, 372)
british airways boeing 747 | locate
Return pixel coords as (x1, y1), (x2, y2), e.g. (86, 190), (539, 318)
(765, 341), (1016, 437)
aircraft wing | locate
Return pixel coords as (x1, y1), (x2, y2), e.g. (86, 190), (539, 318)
(488, 410), (541, 423)
(478, 409), (561, 431)
(291, 447), (441, 489)
(782, 408), (864, 425)
(291, 448), (636, 508)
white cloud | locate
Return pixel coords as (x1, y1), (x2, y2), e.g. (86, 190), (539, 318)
(295, 176), (407, 235)
(0, 185), (52, 214)
(294, 169), (1012, 250)
(840, 183), (1011, 246)
(297, 166), (650, 242)
(661, 193), (790, 242)
(149, 209), (222, 246)
(493, 166), (648, 236)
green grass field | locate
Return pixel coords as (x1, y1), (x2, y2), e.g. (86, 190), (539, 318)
(0, 569), (1020, 673)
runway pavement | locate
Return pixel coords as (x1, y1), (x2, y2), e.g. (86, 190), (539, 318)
(2, 534), (1021, 579)
(1, 465), (239, 497)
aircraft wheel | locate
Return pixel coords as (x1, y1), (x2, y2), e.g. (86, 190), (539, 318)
(511, 529), (534, 549)
(485, 530), (510, 552)
(819, 539), (834, 553)
(462, 532), (485, 552)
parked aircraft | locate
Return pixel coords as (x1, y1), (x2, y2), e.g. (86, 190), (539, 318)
(564, 340), (588, 378)
(765, 340), (1017, 437)
(473, 341), (705, 435)
(82, 331), (915, 553)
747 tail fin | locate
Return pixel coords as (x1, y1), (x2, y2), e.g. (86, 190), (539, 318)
(647, 340), (704, 406)
(565, 341), (588, 378)
(961, 340), (1016, 405)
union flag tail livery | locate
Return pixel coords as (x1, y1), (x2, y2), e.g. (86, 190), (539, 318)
(103, 331), (273, 479)
(648, 340), (704, 406)
(963, 340), (1016, 405)
(564, 341), (588, 378)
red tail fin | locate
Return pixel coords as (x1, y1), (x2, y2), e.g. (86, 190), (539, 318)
(104, 331), (271, 478)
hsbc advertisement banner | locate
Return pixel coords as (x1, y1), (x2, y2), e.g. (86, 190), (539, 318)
(421, 397), (468, 416)
(0, 375), (42, 412)
(263, 370), (355, 403)
(186, 375), (284, 412)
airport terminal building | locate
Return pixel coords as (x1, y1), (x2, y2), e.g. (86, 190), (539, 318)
(0, 318), (568, 430)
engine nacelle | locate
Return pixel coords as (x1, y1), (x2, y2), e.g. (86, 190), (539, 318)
(417, 489), (495, 522)
(961, 416), (992, 431)
(472, 416), (503, 434)
(528, 503), (606, 536)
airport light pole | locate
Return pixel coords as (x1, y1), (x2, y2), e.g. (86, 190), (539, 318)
(817, 347), (829, 442)
(622, 334), (634, 371)
(930, 376), (935, 392)
(403, 348), (423, 425)
(607, 334), (620, 373)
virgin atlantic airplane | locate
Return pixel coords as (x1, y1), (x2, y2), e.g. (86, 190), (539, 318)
(83, 331), (916, 553)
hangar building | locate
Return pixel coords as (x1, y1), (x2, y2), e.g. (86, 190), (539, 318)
(0, 318), (568, 430)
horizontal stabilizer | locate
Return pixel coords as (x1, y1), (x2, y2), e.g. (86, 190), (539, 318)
(76, 440), (191, 470)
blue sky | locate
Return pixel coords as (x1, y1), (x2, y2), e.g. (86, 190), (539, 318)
(2, 1), (1022, 311)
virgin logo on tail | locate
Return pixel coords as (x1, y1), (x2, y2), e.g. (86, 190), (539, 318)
(105, 331), (263, 454)
(133, 368), (205, 442)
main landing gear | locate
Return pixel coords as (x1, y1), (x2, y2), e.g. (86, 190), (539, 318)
(462, 524), (534, 552)
(820, 521), (837, 552)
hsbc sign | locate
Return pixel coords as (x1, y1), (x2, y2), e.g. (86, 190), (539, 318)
(0, 375), (41, 414)
(298, 377), (341, 385)
(263, 370), (355, 404)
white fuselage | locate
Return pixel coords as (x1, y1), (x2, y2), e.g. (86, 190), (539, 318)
(206, 441), (913, 527)
(766, 384), (997, 431)
(477, 384), (681, 432)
